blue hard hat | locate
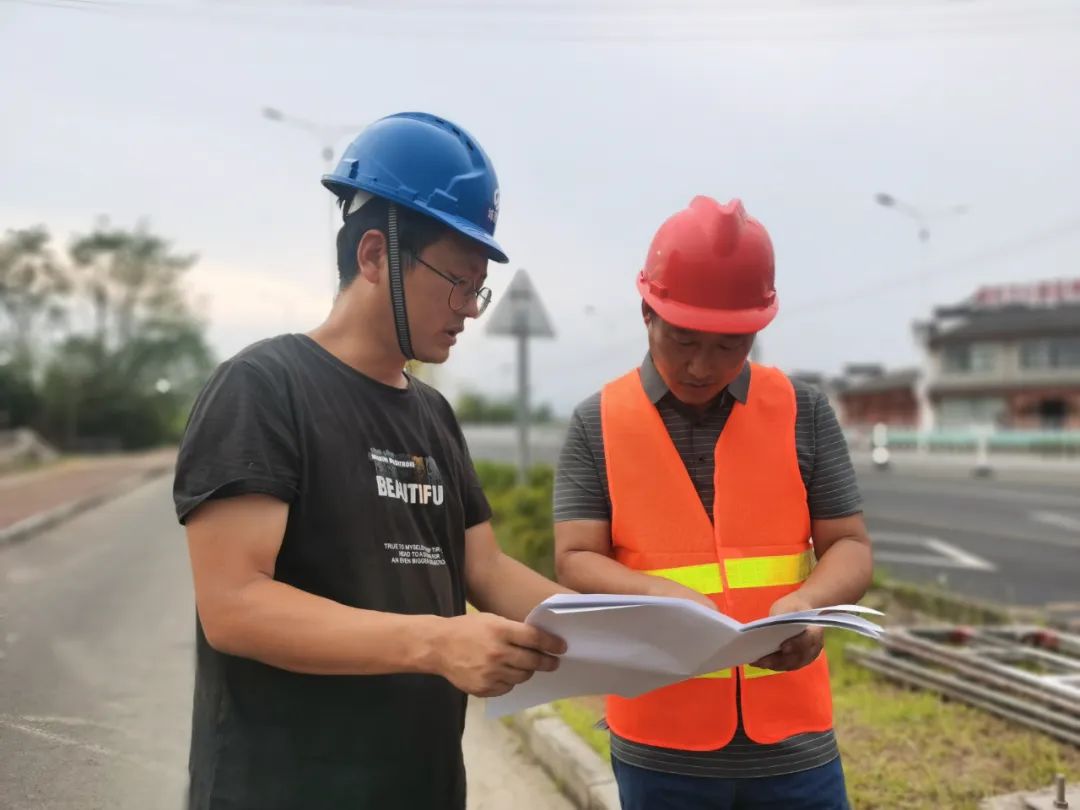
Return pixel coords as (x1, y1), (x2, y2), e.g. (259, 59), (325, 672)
(323, 112), (507, 263)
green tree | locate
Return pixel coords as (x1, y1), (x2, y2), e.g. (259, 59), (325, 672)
(0, 362), (40, 429)
(0, 226), (69, 371)
(37, 222), (214, 449)
(69, 220), (196, 350)
(0, 226), (70, 429)
(456, 390), (554, 424)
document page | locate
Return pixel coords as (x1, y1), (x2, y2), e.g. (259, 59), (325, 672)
(487, 594), (883, 717)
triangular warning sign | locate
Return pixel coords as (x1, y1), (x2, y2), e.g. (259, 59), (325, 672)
(485, 269), (555, 338)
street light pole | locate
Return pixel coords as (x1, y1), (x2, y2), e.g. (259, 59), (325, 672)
(262, 106), (362, 299)
(875, 192), (968, 443)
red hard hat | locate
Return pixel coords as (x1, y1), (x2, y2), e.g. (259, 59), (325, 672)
(637, 196), (778, 334)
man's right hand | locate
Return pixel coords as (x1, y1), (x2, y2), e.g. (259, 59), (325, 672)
(434, 613), (567, 698)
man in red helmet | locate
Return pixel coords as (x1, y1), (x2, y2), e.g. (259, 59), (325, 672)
(554, 197), (873, 809)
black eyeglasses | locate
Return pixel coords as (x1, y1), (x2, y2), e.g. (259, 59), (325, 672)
(410, 252), (493, 316)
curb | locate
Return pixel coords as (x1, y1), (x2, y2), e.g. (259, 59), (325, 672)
(980, 777), (1078, 809)
(505, 707), (619, 810)
(0, 462), (174, 547)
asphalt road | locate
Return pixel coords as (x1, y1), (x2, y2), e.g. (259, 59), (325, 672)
(0, 478), (193, 809)
(855, 459), (1080, 609)
(0, 477), (572, 810)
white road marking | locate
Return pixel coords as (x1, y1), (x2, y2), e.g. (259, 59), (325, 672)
(872, 531), (997, 572)
(0, 716), (184, 778)
(1030, 510), (1080, 533)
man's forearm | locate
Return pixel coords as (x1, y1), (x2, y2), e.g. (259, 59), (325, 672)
(468, 552), (573, 621)
(556, 549), (672, 598)
(203, 578), (444, 676)
(797, 538), (874, 608)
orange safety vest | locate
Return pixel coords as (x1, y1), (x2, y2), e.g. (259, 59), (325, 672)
(601, 363), (833, 750)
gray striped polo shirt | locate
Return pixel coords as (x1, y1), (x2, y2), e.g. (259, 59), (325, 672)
(553, 355), (863, 779)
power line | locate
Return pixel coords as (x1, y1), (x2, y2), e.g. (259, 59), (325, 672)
(6, 0), (1080, 43)
(784, 216), (1080, 320)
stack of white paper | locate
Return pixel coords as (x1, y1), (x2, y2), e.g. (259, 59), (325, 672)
(487, 594), (884, 717)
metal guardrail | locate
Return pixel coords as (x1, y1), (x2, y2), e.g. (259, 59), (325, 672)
(848, 625), (1080, 748)
(846, 427), (1080, 455)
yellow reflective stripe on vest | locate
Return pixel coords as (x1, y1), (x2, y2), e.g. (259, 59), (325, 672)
(694, 668), (733, 679)
(724, 550), (813, 590)
(644, 550), (812, 596)
(645, 562), (723, 595)
(692, 666), (779, 680)
(742, 665), (782, 679)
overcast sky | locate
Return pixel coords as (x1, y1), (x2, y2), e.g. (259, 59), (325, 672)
(3, 0), (1079, 413)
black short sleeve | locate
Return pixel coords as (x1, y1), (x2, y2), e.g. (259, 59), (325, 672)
(436, 396), (492, 530)
(173, 358), (301, 524)
(179, 335), (477, 809)
(461, 453), (492, 530)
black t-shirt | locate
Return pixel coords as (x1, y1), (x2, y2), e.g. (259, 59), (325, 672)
(173, 334), (490, 810)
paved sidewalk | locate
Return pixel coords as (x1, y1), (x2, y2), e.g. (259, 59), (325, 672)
(465, 699), (576, 810)
(0, 449), (176, 532)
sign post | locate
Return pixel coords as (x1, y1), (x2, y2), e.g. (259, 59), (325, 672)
(486, 270), (556, 483)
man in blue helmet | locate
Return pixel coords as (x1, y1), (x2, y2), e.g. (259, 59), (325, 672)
(172, 112), (570, 809)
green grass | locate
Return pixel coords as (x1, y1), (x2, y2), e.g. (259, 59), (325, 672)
(552, 697), (610, 761)
(869, 577), (1012, 626)
(826, 631), (1080, 808)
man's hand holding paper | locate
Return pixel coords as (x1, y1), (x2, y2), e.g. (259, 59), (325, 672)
(749, 592), (825, 672)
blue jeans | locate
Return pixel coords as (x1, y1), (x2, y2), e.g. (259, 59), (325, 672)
(611, 756), (851, 810)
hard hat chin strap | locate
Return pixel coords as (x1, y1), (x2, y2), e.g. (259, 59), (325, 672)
(386, 203), (415, 361)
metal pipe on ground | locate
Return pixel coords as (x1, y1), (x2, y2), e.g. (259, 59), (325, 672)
(882, 632), (1080, 712)
(847, 647), (1080, 747)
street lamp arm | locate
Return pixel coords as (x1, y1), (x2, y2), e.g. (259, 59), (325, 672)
(874, 192), (969, 243)
(262, 106), (369, 161)
(261, 106), (332, 139)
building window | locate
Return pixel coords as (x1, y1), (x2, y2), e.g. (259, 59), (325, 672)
(1020, 337), (1080, 370)
(1038, 399), (1068, 429)
(942, 345), (971, 372)
(938, 396), (1007, 427)
(1021, 340), (1052, 369)
(942, 342), (997, 373)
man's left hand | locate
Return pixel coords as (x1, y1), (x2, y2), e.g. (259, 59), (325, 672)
(748, 593), (824, 672)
